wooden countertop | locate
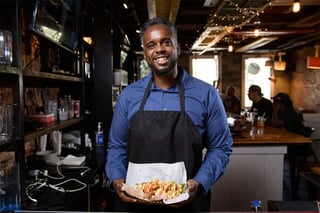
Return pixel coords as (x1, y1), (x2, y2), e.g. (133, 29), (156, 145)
(233, 126), (312, 145)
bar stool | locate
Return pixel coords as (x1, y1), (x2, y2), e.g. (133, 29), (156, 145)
(289, 126), (315, 199)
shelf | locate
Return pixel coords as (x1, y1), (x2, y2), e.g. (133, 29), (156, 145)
(0, 137), (23, 147)
(0, 65), (20, 75)
(24, 117), (83, 141)
(23, 71), (82, 82)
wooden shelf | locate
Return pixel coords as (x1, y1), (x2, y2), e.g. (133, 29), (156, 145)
(0, 65), (20, 75)
(24, 117), (83, 141)
(23, 71), (82, 82)
(0, 137), (23, 147)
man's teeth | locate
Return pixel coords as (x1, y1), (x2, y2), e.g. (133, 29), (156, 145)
(155, 57), (168, 63)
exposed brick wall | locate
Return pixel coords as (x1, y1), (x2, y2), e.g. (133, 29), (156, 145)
(290, 47), (320, 111)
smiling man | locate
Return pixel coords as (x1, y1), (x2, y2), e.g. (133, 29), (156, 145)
(106, 17), (232, 212)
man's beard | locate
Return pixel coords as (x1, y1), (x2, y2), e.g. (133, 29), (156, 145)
(149, 60), (177, 76)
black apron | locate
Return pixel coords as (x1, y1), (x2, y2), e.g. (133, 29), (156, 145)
(112, 75), (210, 212)
(128, 75), (202, 178)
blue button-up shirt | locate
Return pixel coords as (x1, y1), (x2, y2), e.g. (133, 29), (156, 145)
(106, 69), (232, 193)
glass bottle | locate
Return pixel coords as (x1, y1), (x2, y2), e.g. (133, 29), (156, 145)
(250, 200), (262, 212)
(67, 95), (74, 119)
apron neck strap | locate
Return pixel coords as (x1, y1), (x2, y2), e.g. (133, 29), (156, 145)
(139, 71), (185, 112)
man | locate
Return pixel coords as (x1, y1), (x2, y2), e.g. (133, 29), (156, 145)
(248, 85), (273, 123)
(223, 86), (241, 115)
(106, 17), (232, 211)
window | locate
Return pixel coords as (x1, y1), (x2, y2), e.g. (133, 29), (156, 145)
(190, 55), (219, 87)
(243, 56), (272, 108)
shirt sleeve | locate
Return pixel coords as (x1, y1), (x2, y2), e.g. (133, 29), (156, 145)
(194, 88), (233, 193)
(105, 93), (130, 184)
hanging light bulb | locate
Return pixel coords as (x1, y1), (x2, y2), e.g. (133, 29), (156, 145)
(228, 44), (233, 52)
(253, 14), (261, 37)
(292, 0), (301, 13)
(254, 28), (260, 37)
(123, 2), (128, 9)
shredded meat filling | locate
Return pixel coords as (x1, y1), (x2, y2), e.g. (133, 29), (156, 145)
(134, 179), (186, 200)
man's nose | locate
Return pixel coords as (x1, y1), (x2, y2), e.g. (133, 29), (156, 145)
(155, 43), (165, 52)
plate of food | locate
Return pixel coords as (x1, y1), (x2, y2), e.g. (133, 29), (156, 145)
(122, 178), (189, 204)
(123, 162), (189, 205)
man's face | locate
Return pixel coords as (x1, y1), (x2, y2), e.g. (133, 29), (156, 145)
(248, 90), (256, 101)
(142, 24), (179, 76)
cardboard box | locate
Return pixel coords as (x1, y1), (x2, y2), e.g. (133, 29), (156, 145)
(27, 113), (55, 123)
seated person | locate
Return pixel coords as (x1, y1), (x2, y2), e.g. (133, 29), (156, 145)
(247, 85), (273, 124)
(271, 92), (307, 135)
(272, 92), (314, 196)
(223, 86), (241, 115)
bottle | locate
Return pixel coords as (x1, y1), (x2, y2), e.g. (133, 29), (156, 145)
(74, 100), (80, 118)
(84, 51), (90, 79)
(250, 200), (262, 212)
(67, 95), (74, 119)
(95, 122), (104, 146)
(85, 133), (92, 150)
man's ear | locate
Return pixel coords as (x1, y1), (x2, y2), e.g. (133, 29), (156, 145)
(143, 49), (147, 60)
(177, 44), (181, 55)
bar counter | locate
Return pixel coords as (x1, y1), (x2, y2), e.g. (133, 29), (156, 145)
(233, 125), (312, 145)
(211, 126), (312, 212)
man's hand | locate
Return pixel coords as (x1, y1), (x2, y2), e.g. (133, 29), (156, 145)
(186, 179), (200, 199)
(168, 179), (201, 208)
(112, 178), (137, 203)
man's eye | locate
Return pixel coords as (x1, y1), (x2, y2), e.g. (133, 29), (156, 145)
(146, 44), (155, 49)
(162, 40), (172, 46)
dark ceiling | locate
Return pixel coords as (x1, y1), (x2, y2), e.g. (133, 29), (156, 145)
(105, 0), (320, 55)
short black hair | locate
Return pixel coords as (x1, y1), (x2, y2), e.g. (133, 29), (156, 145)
(140, 17), (178, 46)
(249, 85), (263, 96)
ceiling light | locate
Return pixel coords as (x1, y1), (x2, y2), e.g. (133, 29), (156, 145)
(83, 37), (93, 45)
(228, 44), (233, 52)
(307, 45), (320, 69)
(254, 28), (260, 37)
(123, 3), (128, 9)
(274, 52), (286, 71)
(253, 14), (261, 37)
(292, 0), (300, 13)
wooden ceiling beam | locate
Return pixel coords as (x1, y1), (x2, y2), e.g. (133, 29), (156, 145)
(147, 0), (181, 24)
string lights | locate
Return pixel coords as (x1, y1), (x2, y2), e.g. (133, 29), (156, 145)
(192, 0), (272, 53)
(207, 0), (271, 28)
